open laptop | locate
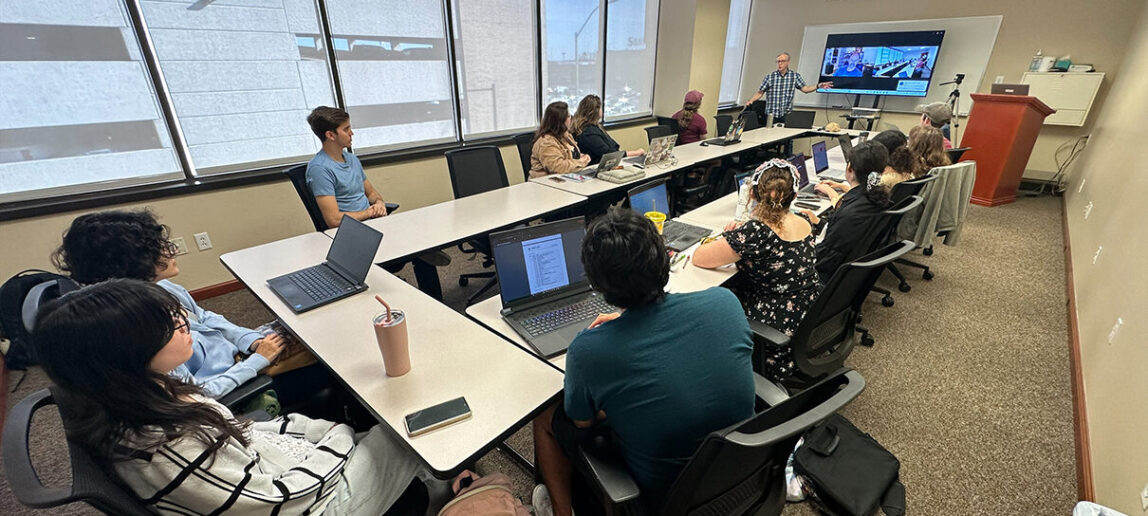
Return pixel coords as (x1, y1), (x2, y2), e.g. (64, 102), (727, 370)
(577, 150), (625, 178)
(627, 179), (713, 252)
(785, 110), (816, 129)
(813, 140), (846, 181)
(704, 116), (745, 146)
(991, 83), (1029, 95)
(267, 215), (382, 313)
(625, 134), (677, 166)
(491, 217), (615, 358)
(787, 153), (816, 194)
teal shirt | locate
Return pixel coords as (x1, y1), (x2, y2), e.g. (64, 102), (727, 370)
(305, 150), (369, 212)
(563, 287), (755, 501)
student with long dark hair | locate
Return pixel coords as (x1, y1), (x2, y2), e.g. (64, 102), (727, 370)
(33, 280), (447, 514)
(529, 101), (590, 178)
(571, 94), (644, 164)
(808, 141), (893, 282)
(672, 90), (708, 144)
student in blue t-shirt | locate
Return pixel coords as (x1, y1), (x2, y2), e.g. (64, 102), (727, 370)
(530, 208), (756, 516)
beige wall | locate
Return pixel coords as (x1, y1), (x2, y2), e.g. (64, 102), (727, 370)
(1064, 1), (1148, 512)
(741, 0), (1144, 180)
(687, 0), (731, 130)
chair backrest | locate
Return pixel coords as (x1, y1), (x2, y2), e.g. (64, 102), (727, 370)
(659, 369), (866, 516)
(869, 195), (923, 253)
(285, 164), (329, 231)
(444, 146), (510, 199)
(946, 146), (970, 163)
(740, 111), (761, 131)
(512, 132), (535, 181)
(2, 388), (153, 515)
(655, 115), (677, 129)
(788, 241), (915, 378)
(714, 114), (733, 137)
(888, 173), (938, 204)
(644, 125), (673, 144)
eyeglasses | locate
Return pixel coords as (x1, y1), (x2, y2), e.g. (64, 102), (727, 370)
(172, 313), (190, 335)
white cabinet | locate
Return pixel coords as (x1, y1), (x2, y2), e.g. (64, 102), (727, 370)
(1021, 72), (1105, 126)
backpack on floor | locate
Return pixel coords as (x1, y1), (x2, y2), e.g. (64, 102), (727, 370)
(0, 270), (79, 370)
(793, 414), (906, 516)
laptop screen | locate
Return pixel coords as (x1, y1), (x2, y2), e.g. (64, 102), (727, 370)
(491, 217), (588, 307)
(627, 179), (670, 215)
(327, 215), (382, 281)
(787, 154), (810, 189)
(811, 141), (829, 173)
(837, 134), (853, 165)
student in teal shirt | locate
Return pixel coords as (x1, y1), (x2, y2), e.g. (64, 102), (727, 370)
(531, 208), (755, 516)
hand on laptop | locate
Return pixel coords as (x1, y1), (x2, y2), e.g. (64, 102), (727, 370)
(588, 312), (622, 329)
(814, 183), (841, 204)
(578, 154), (591, 167)
(252, 333), (287, 362)
(627, 148), (646, 158)
(798, 209), (821, 226)
(818, 179), (847, 191)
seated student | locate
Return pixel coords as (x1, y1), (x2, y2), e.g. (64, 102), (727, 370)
(571, 95), (644, 164)
(908, 124), (952, 173)
(531, 209), (754, 516)
(870, 128), (907, 155)
(32, 280), (456, 514)
(882, 146), (925, 190)
(530, 101), (590, 178)
(915, 102), (954, 149)
(52, 210), (285, 400)
(672, 90), (708, 144)
(808, 141), (893, 282)
(693, 160), (821, 380)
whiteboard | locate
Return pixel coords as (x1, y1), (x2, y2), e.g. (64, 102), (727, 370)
(794, 16), (1002, 116)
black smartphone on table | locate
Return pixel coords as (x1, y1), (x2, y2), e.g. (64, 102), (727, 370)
(405, 396), (472, 437)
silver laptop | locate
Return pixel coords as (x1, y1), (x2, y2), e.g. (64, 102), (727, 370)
(491, 217), (615, 358)
(578, 150), (625, 178)
(625, 134), (677, 166)
(267, 215), (381, 313)
(991, 83), (1030, 95)
(627, 179), (712, 252)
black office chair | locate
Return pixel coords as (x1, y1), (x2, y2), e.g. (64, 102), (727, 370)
(752, 241), (916, 388)
(714, 114), (733, 137)
(513, 131), (535, 182)
(857, 193), (927, 307)
(574, 369), (866, 515)
(655, 115), (678, 130)
(872, 176), (939, 302)
(740, 111), (761, 131)
(644, 124), (673, 144)
(443, 146), (508, 306)
(946, 146), (970, 163)
(285, 164), (329, 232)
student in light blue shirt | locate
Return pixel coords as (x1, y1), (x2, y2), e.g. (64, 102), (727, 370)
(52, 210), (285, 398)
(305, 106), (389, 229)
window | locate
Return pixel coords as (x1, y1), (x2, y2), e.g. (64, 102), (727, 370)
(139, 0), (337, 175)
(718, 0), (752, 105)
(541, 0), (604, 109)
(0, 0), (183, 202)
(604, 0), (657, 119)
(451, 0), (539, 138)
(325, 0), (456, 151)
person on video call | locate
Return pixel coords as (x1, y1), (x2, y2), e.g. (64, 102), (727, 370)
(744, 52), (832, 126)
(835, 49), (865, 77)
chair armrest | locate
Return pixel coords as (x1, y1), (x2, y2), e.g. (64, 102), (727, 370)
(219, 374), (274, 410)
(2, 389), (73, 508)
(748, 319), (790, 348)
(576, 437), (642, 505)
(753, 373), (791, 407)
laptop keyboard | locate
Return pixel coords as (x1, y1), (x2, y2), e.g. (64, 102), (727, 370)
(290, 266), (355, 301)
(518, 295), (614, 337)
(663, 220), (708, 243)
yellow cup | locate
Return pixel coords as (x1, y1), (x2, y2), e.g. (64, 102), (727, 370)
(644, 211), (666, 234)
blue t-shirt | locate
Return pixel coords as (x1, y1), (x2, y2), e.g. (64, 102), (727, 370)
(305, 150), (369, 212)
(564, 287), (755, 502)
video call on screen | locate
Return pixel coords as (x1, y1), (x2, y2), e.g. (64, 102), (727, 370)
(818, 30), (945, 97)
(494, 228), (587, 304)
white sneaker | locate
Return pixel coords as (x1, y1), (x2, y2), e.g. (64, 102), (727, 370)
(531, 484), (554, 516)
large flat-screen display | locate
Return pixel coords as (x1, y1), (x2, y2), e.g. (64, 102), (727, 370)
(816, 30), (945, 97)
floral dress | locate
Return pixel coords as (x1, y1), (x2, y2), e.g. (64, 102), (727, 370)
(722, 216), (821, 381)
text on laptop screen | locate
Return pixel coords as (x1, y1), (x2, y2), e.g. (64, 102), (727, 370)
(812, 141), (828, 172)
(628, 181), (670, 215)
(492, 222), (587, 305)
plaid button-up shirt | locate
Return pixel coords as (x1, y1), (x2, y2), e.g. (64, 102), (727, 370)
(757, 69), (806, 117)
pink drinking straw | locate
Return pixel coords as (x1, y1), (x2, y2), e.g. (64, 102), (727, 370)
(375, 295), (392, 324)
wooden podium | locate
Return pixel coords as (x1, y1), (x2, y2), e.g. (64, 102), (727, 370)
(961, 93), (1055, 206)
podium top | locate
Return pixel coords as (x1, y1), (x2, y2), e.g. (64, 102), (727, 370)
(970, 93), (1055, 116)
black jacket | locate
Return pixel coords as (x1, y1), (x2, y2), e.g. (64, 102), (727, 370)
(815, 187), (888, 282)
(575, 125), (622, 164)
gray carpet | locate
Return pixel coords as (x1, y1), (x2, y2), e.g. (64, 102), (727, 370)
(2, 196), (1076, 515)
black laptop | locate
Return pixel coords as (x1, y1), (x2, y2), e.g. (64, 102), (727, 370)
(267, 215), (381, 313)
(704, 116), (745, 146)
(627, 179), (712, 252)
(491, 217), (615, 358)
(785, 110), (816, 129)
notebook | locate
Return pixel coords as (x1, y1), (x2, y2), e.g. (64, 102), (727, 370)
(627, 178), (712, 252)
(267, 215), (381, 313)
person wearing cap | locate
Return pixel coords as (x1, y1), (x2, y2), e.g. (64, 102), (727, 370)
(744, 52), (833, 126)
(916, 101), (954, 149)
(672, 90), (708, 144)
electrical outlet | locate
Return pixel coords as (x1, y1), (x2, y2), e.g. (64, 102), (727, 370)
(1091, 246), (1102, 265)
(1107, 318), (1122, 345)
(193, 232), (213, 251)
(1083, 201), (1093, 219)
(994, 75), (1004, 83)
(1141, 481), (1148, 510)
(170, 237), (189, 256)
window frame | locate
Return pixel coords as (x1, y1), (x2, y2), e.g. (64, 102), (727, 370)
(716, 0), (754, 108)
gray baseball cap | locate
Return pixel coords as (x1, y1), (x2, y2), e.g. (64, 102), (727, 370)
(916, 102), (952, 124)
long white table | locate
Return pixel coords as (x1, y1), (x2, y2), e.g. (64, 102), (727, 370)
(221, 232), (564, 477)
(326, 181), (586, 264)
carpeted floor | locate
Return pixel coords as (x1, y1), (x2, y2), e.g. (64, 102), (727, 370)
(1, 196), (1075, 515)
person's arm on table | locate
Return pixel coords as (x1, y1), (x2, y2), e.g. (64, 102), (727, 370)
(315, 196), (385, 228)
(693, 237), (741, 269)
(362, 179), (389, 217)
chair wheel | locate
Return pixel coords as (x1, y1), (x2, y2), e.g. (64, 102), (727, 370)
(860, 333), (875, 347)
(923, 247), (934, 256)
(898, 283), (911, 293)
(881, 295), (895, 307)
(458, 277), (469, 286)
(855, 312), (863, 324)
(922, 270), (934, 280)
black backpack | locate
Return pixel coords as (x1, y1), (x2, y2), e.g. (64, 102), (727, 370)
(793, 414), (906, 516)
(0, 270), (79, 370)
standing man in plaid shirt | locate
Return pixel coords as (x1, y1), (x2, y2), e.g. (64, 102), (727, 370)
(745, 52), (833, 126)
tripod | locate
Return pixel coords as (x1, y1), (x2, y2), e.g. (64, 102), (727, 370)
(938, 73), (965, 146)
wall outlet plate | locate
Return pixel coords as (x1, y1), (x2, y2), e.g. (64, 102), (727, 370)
(194, 232), (213, 251)
(1140, 481), (1148, 510)
(170, 237), (189, 256)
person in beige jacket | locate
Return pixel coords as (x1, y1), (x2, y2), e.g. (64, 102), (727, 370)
(529, 101), (590, 179)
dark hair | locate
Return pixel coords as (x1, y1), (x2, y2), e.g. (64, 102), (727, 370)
(570, 95), (602, 136)
(535, 101), (571, 144)
(33, 280), (249, 463)
(750, 161), (797, 228)
(581, 209), (669, 309)
(849, 142), (892, 208)
(53, 210), (176, 284)
(870, 129), (907, 154)
(307, 106), (350, 142)
(887, 146), (925, 178)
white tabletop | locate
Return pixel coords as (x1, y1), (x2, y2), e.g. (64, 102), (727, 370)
(221, 233), (563, 476)
(326, 182), (586, 264)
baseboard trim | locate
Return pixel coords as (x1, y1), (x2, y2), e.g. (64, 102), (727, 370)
(1062, 196), (1094, 501)
(189, 279), (245, 301)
